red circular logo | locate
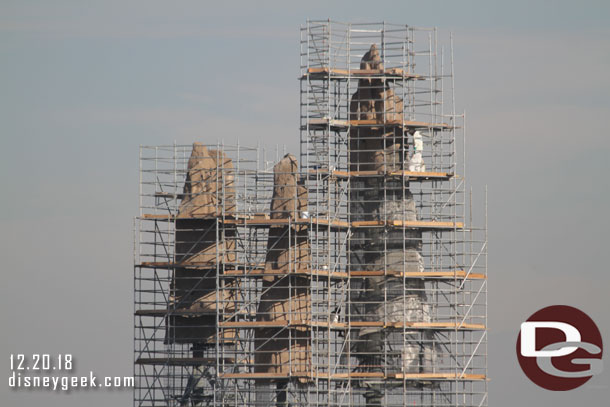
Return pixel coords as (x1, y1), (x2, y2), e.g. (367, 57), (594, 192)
(516, 305), (603, 391)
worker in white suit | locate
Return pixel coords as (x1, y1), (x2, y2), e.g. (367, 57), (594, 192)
(408, 128), (426, 172)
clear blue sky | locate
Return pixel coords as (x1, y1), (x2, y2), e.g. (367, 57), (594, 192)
(1, 1), (609, 406)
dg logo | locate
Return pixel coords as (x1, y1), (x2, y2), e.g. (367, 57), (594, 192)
(516, 305), (604, 390)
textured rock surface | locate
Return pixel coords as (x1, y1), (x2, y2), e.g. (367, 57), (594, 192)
(372, 191), (418, 222)
(348, 45), (434, 383)
(178, 142), (235, 217)
(349, 44), (406, 172)
(265, 154), (309, 271)
(255, 154), (311, 375)
(170, 271), (241, 313)
(175, 143), (236, 266)
(166, 143), (237, 344)
(269, 154), (307, 220)
(174, 221), (236, 266)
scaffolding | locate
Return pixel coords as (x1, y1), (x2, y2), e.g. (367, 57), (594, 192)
(134, 20), (487, 407)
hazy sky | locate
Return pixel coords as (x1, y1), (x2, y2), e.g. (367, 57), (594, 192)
(1, 1), (609, 406)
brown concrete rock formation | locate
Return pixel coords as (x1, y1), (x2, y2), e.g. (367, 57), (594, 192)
(266, 154), (309, 271)
(166, 143), (238, 344)
(349, 44), (405, 172)
(360, 43), (383, 70)
(268, 153), (307, 221)
(175, 143), (236, 266)
(178, 142), (235, 218)
(347, 46), (434, 391)
(165, 270), (240, 344)
(255, 153), (311, 376)
(170, 271), (241, 314)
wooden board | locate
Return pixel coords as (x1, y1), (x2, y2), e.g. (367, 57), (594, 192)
(305, 67), (424, 80)
(349, 269), (486, 280)
(222, 268), (485, 280)
(140, 214), (462, 230)
(351, 220), (463, 230)
(307, 118), (451, 130)
(218, 320), (485, 331)
(219, 371), (486, 381)
(308, 169), (454, 181)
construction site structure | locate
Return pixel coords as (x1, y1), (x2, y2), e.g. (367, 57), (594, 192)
(134, 20), (488, 407)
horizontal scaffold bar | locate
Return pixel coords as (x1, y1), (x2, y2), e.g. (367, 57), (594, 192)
(133, 312), (485, 330)
(308, 169), (454, 181)
(219, 372), (486, 381)
(302, 67), (424, 80)
(217, 320), (485, 331)
(351, 220), (462, 229)
(305, 118), (452, 131)
(222, 269), (485, 280)
(134, 264), (485, 280)
(348, 270), (486, 279)
(136, 262), (264, 270)
(135, 357), (234, 366)
(136, 309), (215, 317)
(139, 214), (463, 230)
